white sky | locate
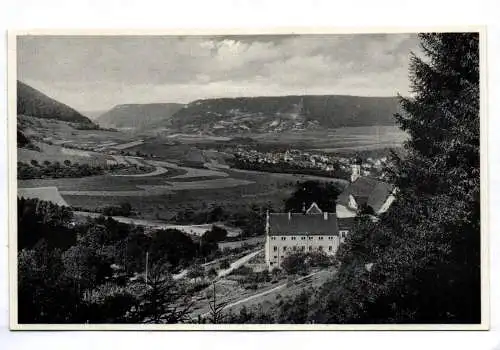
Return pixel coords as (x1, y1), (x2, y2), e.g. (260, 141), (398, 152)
(17, 34), (420, 112)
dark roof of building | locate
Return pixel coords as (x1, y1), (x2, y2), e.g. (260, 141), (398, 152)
(269, 212), (339, 236)
(338, 217), (356, 230)
(337, 176), (394, 212)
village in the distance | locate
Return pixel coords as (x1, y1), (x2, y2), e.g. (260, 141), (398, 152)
(15, 33), (481, 326)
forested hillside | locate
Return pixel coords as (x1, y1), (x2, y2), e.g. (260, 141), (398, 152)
(17, 81), (96, 126)
(169, 95), (400, 133)
(97, 103), (184, 129)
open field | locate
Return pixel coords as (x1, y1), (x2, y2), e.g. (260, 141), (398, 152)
(18, 142), (112, 165)
(59, 178), (255, 197)
(111, 140), (145, 150)
(18, 156), (348, 219)
(150, 160), (228, 179)
(18, 120), (391, 221)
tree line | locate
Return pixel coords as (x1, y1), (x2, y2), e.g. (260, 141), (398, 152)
(17, 197), (225, 323)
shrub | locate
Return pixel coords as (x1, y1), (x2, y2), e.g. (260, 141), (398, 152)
(219, 260), (230, 270)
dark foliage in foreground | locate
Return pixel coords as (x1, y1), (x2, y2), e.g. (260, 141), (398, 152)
(17, 198), (219, 323)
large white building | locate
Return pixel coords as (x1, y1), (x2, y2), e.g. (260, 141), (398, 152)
(265, 157), (397, 269)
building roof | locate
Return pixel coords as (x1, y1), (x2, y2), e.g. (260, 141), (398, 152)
(338, 217), (356, 230)
(268, 212), (339, 236)
(305, 202), (323, 214)
(337, 176), (394, 212)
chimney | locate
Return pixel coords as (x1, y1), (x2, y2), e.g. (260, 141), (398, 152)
(288, 212), (291, 220)
(324, 212), (328, 220)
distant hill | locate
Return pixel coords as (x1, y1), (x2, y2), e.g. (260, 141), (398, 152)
(82, 110), (108, 120)
(97, 103), (185, 129)
(17, 81), (95, 126)
(170, 95), (401, 134)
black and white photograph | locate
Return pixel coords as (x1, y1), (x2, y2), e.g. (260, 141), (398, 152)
(10, 30), (486, 329)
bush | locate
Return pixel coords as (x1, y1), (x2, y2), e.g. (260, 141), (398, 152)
(219, 260), (230, 270)
(202, 225), (228, 243)
(233, 265), (253, 276)
(281, 252), (308, 275)
(207, 267), (218, 279)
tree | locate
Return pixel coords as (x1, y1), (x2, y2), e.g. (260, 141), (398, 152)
(277, 289), (312, 323)
(187, 264), (205, 281)
(18, 242), (83, 323)
(149, 229), (198, 268)
(207, 282), (229, 324)
(284, 180), (341, 213)
(310, 33), (481, 324)
(281, 252), (308, 275)
(119, 202), (132, 217)
(138, 263), (193, 323)
(202, 225), (228, 243)
(219, 259), (230, 270)
(207, 267), (218, 279)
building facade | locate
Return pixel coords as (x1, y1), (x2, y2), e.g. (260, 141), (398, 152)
(265, 203), (342, 269)
(265, 158), (397, 269)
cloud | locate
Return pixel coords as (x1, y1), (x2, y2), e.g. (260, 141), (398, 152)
(17, 33), (420, 110)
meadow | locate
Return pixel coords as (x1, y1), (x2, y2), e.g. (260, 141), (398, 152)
(18, 123), (405, 222)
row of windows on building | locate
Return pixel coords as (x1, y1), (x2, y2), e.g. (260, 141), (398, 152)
(270, 233), (348, 240)
(272, 245), (334, 252)
(271, 236), (336, 241)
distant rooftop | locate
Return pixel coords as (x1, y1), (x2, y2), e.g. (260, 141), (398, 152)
(337, 176), (394, 213)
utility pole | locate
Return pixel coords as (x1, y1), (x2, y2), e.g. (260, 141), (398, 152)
(145, 251), (149, 285)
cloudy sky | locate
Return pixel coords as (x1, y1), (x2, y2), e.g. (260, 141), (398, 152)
(17, 34), (420, 112)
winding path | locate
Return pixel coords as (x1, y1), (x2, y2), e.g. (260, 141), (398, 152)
(111, 165), (168, 177)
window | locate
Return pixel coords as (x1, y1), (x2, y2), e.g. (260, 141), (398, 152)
(283, 246), (287, 251)
(281, 237), (286, 241)
(293, 246), (297, 251)
(273, 256), (277, 259)
(291, 236), (296, 241)
(273, 246), (277, 252)
(301, 236), (306, 240)
(319, 236), (324, 240)
(329, 246), (333, 251)
(319, 246), (323, 251)
(301, 246), (305, 251)
(309, 236), (313, 240)
(270, 262), (274, 266)
(309, 246), (313, 251)
(328, 236), (333, 240)
(271, 237), (276, 240)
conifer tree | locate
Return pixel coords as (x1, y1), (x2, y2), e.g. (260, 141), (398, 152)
(311, 33), (481, 324)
